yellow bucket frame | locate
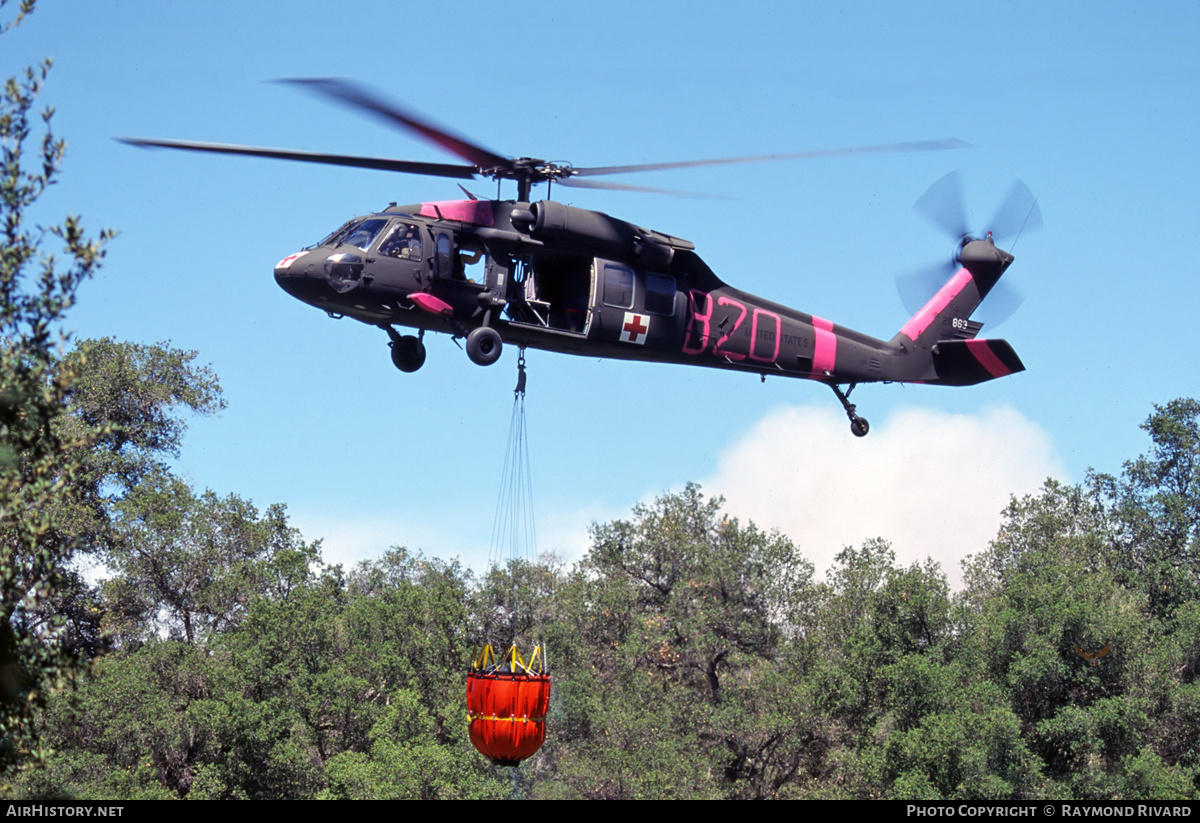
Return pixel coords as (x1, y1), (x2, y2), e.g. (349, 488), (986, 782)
(471, 643), (546, 675)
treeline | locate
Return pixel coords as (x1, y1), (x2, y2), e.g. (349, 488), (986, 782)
(4, 339), (1200, 799)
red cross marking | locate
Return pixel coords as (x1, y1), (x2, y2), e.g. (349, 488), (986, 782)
(623, 314), (648, 343)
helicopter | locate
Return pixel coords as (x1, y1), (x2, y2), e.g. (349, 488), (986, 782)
(123, 78), (1036, 437)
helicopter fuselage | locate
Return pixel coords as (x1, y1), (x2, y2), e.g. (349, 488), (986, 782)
(275, 198), (1022, 411)
(126, 78), (1025, 434)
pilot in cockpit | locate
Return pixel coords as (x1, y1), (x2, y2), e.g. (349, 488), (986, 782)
(380, 224), (421, 260)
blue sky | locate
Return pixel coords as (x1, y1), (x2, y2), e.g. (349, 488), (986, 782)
(7, 1), (1198, 580)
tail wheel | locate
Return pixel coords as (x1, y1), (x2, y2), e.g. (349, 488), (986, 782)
(389, 335), (426, 372)
(829, 383), (869, 438)
(466, 326), (503, 366)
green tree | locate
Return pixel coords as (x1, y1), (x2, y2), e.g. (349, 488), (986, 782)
(1091, 399), (1200, 620)
(0, 0), (112, 777)
(957, 479), (1183, 799)
(22, 640), (233, 799)
(799, 540), (974, 798)
(53, 338), (224, 555)
(472, 555), (564, 653)
(320, 689), (504, 799)
(546, 485), (816, 798)
(103, 473), (318, 646)
(583, 483), (810, 697)
(321, 550), (502, 798)
(28, 339), (226, 657)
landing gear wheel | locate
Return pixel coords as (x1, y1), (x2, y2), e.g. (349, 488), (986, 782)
(389, 335), (426, 373)
(466, 326), (503, 366)
(829, 382), (870, 438)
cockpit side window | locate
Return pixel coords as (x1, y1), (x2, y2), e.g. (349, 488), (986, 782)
(379, 222), (423, 261)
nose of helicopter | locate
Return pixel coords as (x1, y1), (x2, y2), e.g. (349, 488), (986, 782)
(273, 250), (325, 303)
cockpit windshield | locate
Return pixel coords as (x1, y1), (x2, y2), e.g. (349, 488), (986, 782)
(309, 219), (354, 249)
(309, 217), (390, 251)
(339, 218), (390, 251)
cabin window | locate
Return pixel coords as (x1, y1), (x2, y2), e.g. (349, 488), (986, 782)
(644, 272), (676, 315)
(603, 264), (634, 309)
(435, 233), (453, 279)
(456, 236), (486, 282)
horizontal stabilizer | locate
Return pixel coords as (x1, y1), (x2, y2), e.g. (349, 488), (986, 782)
(930, 339), (1024, 386)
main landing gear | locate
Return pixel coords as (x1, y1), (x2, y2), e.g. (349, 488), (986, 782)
(830, 383), (870, 437)
(466, 326), (503, 366)
(387, 327), (426, 373)
(385, 324), (506, 372)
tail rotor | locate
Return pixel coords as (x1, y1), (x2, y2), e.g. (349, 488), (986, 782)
(898, 171), (1041, 327)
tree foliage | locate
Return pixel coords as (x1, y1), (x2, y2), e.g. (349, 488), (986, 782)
(582, 483), (812, 697)
(6, 314), (1200, 801)
(64, 338), (224, 496)
(1091, 399), (1200, 619)
(104, 474), (315, 646)
(0, 0), (111, 776)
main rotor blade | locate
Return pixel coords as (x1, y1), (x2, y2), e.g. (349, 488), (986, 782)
(913, 170), (969, 241)
(277, 78), (510, 170)
(988, 178), (1043, 243)
(557, 177), (713, 198)
(571, 138), (971, 178)
(118, 138), (479, 179)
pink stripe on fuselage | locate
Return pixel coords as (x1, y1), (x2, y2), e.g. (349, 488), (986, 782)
(900, 268), (972, 342)
(419, 200), (495, 226)
(812, 315), (837, 375)
(964, 339), (1011, 378)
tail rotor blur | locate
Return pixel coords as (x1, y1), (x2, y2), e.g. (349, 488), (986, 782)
(898, 171), (1041, 327)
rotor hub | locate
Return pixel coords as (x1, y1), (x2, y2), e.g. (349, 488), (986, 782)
(478, 158), (578, 200)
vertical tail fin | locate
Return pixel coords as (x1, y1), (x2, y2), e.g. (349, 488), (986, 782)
(889, 238), (1024, 385)
(894, 266), (980, 347)
(892, 238), (1012, 347)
